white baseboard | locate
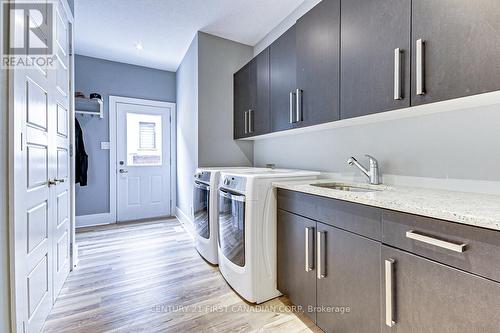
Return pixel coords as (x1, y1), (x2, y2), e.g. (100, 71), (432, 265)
(76, 213), (115, 228)
(175, 207), (195, 239)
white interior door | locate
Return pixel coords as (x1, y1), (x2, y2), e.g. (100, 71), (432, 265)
(116, 102), (173, 222)
(10, 1), (72, 332)
(52, 0), (71, 299)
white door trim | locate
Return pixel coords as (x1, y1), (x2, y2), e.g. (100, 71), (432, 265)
(109, 96), (177, 222)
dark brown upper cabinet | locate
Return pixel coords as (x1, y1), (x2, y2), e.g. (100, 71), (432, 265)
(296, 0), (340, 126)
(235, 0), (500, 138)
(233, 62), (252, 139)
(411, 0), (500, 105)
(233, 48), (270, 139)
(270, 25), (297, 132)
(254, 48), (271, 136)
(341, 0), (411, 120)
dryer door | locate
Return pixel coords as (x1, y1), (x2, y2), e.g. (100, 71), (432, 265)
(193, 181), (210, 239)
(218, 189), (246, 267)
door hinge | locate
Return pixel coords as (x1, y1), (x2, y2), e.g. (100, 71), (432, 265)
(20, 132), (23, 151)
(69, 144), (74, 157)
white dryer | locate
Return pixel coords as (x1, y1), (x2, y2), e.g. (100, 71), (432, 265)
(217, 169), (320, 303)
(193, 167), (267, 265)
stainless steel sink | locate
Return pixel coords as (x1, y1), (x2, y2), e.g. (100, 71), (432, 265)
(310, 183), (382, 193)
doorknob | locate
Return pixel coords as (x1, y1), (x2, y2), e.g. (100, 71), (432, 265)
(119, 169), (128, 174)
(48, 179), (65, 187)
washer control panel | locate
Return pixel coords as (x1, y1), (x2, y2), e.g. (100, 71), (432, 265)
(194, 171), (211, 184)
(219, 175), (247, 194)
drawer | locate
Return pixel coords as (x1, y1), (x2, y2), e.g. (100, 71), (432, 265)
(383, 210), (500, 283)
(277, 189), (382, 240)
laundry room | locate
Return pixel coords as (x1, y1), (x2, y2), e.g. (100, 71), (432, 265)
(1, 0), (500, 332)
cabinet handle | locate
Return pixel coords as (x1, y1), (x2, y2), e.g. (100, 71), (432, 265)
(305, 227), (314, 272)
(416, 39), (425, 95)
(296, 89), (303, 122)
(316, 231), (326, 279)
(406, 230), (467, 253)
(248, 110), (253, 134)
(394, 48), (402, 100)
(385, 259), (396, 327)
(289, 91), (295, 123)
(244, 111), (249, 134)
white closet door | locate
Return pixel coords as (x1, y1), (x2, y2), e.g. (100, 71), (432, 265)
(10, 1), (72, 332)
(52, 1), (71, 300)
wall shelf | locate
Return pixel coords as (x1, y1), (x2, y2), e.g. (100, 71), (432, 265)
(76, 97), (103, 118)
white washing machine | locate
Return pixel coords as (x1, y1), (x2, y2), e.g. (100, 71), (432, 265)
(193, 167), (268, 265)
(217, 169), (320, 303)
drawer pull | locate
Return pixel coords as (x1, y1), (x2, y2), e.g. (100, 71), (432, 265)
(385, 259), (396, 327)
(406, 230), (467, 253)
(305, 227), (314, 272)
(394, 48), (402, 100)
(317, 231), (326, 279)
(416, 39), (425, 95)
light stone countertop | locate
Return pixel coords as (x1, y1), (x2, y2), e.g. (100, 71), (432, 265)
(273, 179), (500, 231)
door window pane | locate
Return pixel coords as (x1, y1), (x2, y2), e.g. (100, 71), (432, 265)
(126, 113), (162, 166)
(139, 122), (156, 150)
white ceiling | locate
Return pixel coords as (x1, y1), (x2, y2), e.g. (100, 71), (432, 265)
(75, 0), (306, 71)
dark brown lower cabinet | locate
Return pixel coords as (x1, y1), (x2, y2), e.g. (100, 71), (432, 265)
(381, 245), (500, 332)
(316, 223), (381, 333)
(277, 210), (316, 322)
(279, 192), (500, 333)
(277, 209), (381, 332)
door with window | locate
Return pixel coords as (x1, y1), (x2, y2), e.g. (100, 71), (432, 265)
(116, 101), (173, 221)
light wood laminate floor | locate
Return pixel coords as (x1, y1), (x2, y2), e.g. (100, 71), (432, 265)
(42, 219), (320, 333)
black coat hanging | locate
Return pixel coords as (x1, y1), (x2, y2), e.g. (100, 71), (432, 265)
(75, 118), (88, 186)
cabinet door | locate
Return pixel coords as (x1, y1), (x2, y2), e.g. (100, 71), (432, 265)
(270, 25), (297, 132)
(277, 210), (316, 322)
(296, 0), (340, 126)
(411, 0), (500, 105)
(252, 48), (271, 136)
(382, 246), (500, 332)
(233, 62), (256, 139)
(341, 0), (411, 119)
(233, 64), (250, 139)
(316, 223), (381, 333)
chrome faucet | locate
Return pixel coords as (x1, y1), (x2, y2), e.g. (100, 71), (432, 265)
(347, 155), (380, 185)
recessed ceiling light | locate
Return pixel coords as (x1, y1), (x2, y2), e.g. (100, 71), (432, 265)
(135, 42), (143, 50)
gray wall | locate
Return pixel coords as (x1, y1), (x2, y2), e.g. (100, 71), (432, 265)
(254, 104), (500, 182)
(75, 55), (176, 216)
(197, 32), (253, 167)
(176, 32), (254, 221)
(253, 1), (500, 187)
(176, 34), (199, 219)
(0, 62), (11, 333)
